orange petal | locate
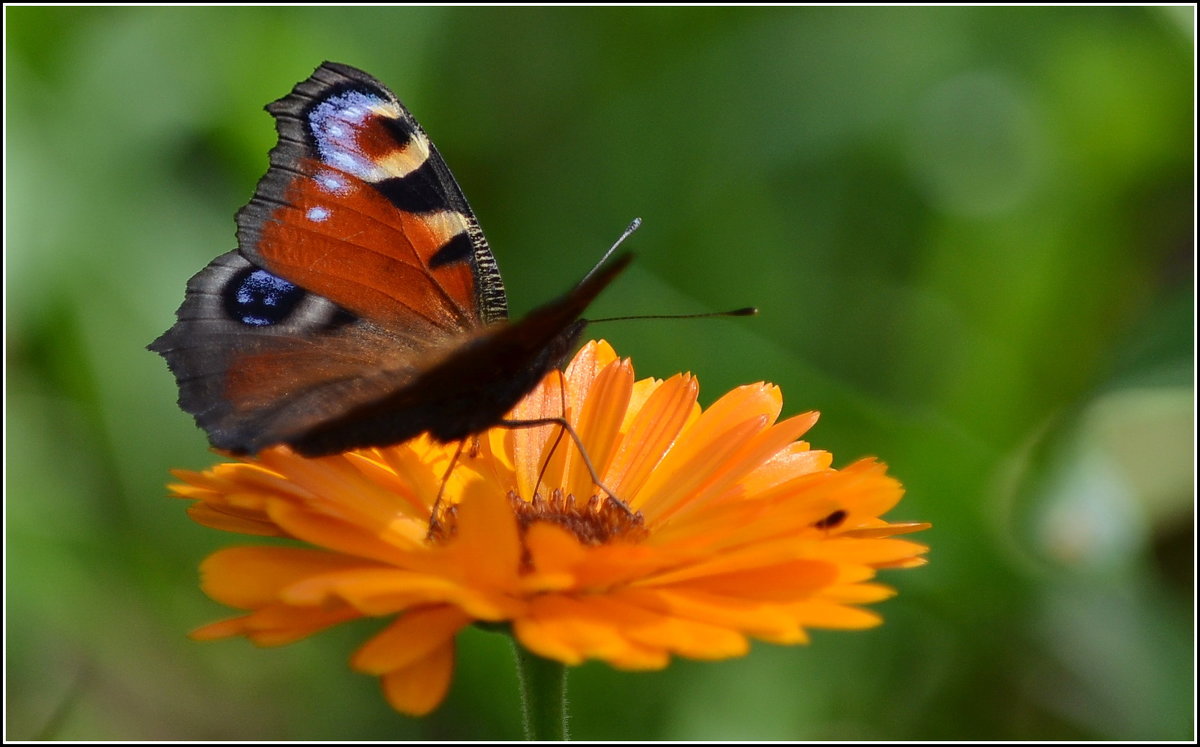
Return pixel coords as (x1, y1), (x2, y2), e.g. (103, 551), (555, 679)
(567, 542), (674, 589)
(352, 605), (472, 674)
(514, 595), (670, 669)
(665, 411), (821, 521)
(442, 481), (522, 592)
(522, 522), (587, 591)
(563, 339), (620, 417)
(191, 603), (361, 646)
(172, 460), (309, 503)
(508, 371), (567, 497)
(282, 567), (520, 620)
(820, 582), (897, 604)
(842, 521), (933, 539)
(266, 502), (422, 566)
(190, 615), (254, 641)
(622, 376), (663, 432)
(636, 528), (822, 587)
(583, 593), (750, 660)
(786, 599), (883, 629)
(199, 547), (379, 609)
(345, 450), (432, 517)
(827, 459), (906, 518)
(740, 442), (833, 494)
(186, 503), (285, 536)
(875, 556), (929, 570)
(256, 450), (426, 530)
(655, 559), (840, 601)
(606, 373), (699, 503)
(380, 636), (457, 716)
(563, 358), (633, 500)
(637, 383), (784, 517)
(624, 587), (805, 642)
(798, 537), (929, 566)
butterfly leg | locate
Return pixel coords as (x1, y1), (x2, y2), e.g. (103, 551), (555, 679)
(427, 438), (468, 538)
(530, 370), (572, 504)
(534, 423), (569, 501)
(497, 417), (637, 519)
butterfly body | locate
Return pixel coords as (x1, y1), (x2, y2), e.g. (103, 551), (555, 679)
(150, 62), (628, 456)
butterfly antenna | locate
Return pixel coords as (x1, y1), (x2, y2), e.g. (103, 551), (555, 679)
(589, 306), (759, 323)
(579, 217), (642, 287)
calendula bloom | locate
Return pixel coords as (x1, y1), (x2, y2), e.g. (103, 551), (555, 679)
(170, 341), (929, 716)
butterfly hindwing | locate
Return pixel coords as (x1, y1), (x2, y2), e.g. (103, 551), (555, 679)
(149, 251), (434, 454)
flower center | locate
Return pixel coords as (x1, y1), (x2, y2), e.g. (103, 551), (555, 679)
(509, 489), (648, 545)
(428, 489), (647, 547)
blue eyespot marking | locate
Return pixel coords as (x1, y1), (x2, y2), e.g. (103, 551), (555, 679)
(308, 90), (389, 180)
(225, 268), (305, 327)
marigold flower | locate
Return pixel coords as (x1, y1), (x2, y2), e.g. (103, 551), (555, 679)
(170, 341), (929, 716)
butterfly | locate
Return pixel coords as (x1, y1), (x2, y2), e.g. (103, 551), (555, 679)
(149, 61), (630, 458)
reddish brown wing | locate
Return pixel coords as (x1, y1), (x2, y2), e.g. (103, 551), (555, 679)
(149, 62), (625, 456)
(238, 62), (507, 332)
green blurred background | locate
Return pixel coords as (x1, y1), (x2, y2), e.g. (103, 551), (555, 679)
(5, 6), (1194, 741)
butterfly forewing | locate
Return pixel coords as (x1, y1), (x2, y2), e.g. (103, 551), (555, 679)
(239, 61), (507, 330)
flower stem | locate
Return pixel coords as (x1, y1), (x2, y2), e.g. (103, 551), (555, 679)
(512, 641), (569, 740)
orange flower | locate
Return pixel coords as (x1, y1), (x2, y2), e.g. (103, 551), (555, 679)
(170, 341), (929, 716)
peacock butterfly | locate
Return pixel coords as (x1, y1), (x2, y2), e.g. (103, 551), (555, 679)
(149, 61), (630, 457)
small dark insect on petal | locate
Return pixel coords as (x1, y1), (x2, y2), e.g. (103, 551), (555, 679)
(814, 509), (847, 531)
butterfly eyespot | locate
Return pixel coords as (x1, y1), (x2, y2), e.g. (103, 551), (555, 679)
(308, 89), (406, 183)
(814, 509), (847, 531)
(225, 268), (306, 327)
(309, 89), (384, 130)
